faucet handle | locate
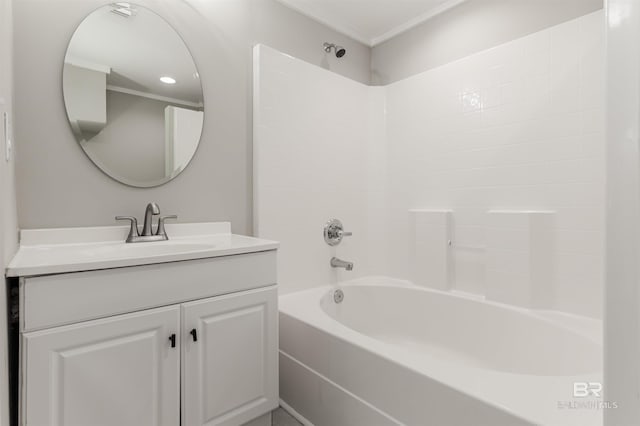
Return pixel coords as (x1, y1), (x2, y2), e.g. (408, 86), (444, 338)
(156, 215), (178, 238)
(116, 216), (139, 241)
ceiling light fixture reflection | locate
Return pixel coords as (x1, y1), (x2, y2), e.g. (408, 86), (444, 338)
(160, 76), (177, 84)
(111, 3), (135, 17)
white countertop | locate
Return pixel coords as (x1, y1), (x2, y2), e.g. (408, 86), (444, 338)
(6, 222), (279, 277)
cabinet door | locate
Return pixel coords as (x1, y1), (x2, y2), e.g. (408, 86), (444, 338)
(23, 306), (180, 426)
(182, 286), (278, 426)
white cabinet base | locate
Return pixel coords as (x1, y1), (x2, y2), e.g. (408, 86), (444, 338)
(22, 305), (180, 426)
(182, 287), (278, 426)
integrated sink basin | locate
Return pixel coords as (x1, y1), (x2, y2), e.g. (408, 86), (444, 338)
(39, 241), (218, 259)
(6, 222), (279, 277)
(100, 241), (217, 256)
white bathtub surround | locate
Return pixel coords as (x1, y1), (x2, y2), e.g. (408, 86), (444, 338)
(409, 209), (452, 290)
(253, 45), (387, 295)
(486, 210), (555, 308)
(255, 10), (604, 426)
(280, 277), (602, 426)
(255, 11), (604, 319)
(383, 11), (604, 318)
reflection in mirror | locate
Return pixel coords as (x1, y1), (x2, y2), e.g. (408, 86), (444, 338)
(63, 3), (204, 187)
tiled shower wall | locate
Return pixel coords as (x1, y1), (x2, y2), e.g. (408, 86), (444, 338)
(255, 11), (604, 318)
(384, 11), (604, 317)
(254, 45), (386, 295)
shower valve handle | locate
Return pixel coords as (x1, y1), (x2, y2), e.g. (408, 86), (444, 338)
(338, 230), (352, 238)
(324, 219), (352, 246)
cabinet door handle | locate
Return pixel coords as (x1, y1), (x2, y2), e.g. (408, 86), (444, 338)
(169, 333), (176, 348)
(190, 328), (198, 342)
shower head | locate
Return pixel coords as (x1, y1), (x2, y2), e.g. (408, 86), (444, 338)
(323, 42), (346, 58)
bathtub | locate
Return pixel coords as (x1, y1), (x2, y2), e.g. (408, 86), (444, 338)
(278, 277), (602, 426)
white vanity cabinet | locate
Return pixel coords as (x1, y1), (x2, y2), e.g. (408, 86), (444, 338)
(10, 230), (279, 426)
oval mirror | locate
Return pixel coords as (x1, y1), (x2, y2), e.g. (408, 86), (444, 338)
(62, 3), (204, 187)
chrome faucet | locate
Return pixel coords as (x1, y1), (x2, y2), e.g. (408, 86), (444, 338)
(116, 203), (177, 243)
(331, 257), (354, 271)
(142, 202), (160, 236)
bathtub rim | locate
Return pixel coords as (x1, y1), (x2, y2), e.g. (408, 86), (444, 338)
(318, 276), (602, 343)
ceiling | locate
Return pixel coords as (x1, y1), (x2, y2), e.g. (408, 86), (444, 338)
(275, 0), (467, 46)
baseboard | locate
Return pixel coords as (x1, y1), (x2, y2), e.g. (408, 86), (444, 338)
(279, 399), (314, 426)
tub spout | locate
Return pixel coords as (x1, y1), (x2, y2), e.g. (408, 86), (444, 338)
(331, 257), (354, 271)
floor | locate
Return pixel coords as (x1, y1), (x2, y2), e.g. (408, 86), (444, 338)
(272, 407), (302, 426)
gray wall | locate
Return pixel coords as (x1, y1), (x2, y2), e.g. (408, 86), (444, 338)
(605, 0), (640, 422)
(0, 0), (16, 422)
(13, 0), (371, 233)
(0, 0), (17, 266)
(371, 0), (604, 85)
